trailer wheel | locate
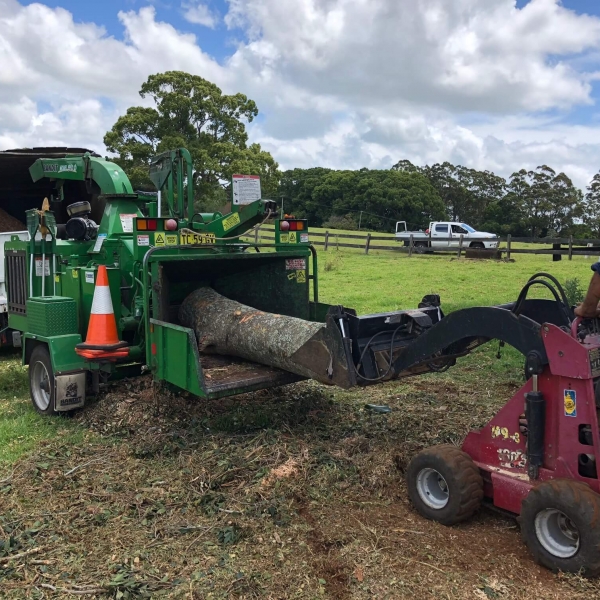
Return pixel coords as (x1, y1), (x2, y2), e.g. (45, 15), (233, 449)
(29, 345), (55, 416)
(520, 480), (600, 576)
(406, 445), (483, 525)
(414, 242), (428, 254)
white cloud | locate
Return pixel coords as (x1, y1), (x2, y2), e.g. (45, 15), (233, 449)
(182, 2), (219, 28)
(1, 0), (600, 189)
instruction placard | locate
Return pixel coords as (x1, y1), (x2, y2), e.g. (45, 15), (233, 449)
(285, 258), (306, 270)
(35, 258), (50, 276)
(232, 174), (261, 205)
(154, 232), (166, 247)
(120, 214), (137, 233)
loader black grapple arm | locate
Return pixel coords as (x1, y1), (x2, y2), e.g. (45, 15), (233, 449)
(388, 306), (548, 377)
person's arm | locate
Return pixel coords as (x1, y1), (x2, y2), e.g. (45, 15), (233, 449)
(575, 264), (600, 318)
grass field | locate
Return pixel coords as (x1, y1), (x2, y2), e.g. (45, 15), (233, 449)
(1, 247), (599, 598)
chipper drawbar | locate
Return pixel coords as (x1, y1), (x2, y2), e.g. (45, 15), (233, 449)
(4, 148), (600, 575)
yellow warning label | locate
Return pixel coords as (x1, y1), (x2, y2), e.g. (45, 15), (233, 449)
(165, 234), (178, 246)
(154, 233), (166, 246)
(564, 390), (577, 417)
(222, 212), (241, 232)
(55, 275), (60, 283)
(296, 269), (306, 283)
(289, 232), (297, 244)
(280, 233), (289, 243)
(72, 270), (78, 279)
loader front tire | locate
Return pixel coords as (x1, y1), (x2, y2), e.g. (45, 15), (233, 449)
(406, 444), (483, 525)
(520, 479), (600, 577)
(29, 345), (56, 416)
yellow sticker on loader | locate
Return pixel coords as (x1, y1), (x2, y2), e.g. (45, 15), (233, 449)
(154, 233), (166, 246)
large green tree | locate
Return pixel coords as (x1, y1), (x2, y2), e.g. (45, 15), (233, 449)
(278, 167), (446, 232)
(104, 71), (279, 208)
(585, 171), (600, 237)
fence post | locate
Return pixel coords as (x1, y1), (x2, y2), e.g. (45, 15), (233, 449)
(568, 235), (573, 261)
(254, 226), (259, 244)
(506, 234), (511, 261)
(364, 233), (371, 255)
(408, 234), (414, 257)
(336, 235), (339, 251)
(324, 231), (329, 251)
(552, 243), (562, 262)
(457, 235), (464, 258)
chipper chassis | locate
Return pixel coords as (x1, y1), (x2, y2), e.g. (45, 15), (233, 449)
(4, 147), (600, 575)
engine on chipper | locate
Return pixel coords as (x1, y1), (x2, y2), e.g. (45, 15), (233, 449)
(4, 147), (600, 576)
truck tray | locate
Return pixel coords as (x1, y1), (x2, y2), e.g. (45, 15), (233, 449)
(200, 354), (303, 397)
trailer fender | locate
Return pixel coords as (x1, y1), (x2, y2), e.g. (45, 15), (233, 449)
(22, 333), (87, 373)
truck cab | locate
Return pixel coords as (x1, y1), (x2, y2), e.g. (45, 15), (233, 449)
(395, 221), (498, 250)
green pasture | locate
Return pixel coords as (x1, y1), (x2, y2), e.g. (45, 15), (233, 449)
(0, 240), (595, 467)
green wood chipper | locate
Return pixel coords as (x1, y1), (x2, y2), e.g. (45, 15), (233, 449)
(2, 147), (449, 414)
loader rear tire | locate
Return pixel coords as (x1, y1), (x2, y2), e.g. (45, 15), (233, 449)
(406, 444), (483, 525)
(520, 479), (600, 577)
(29, 345), (55, 416)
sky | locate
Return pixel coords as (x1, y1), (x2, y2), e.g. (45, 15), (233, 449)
(3, 0), (600, 189)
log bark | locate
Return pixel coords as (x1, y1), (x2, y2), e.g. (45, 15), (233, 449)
(178, 287), (353, 387)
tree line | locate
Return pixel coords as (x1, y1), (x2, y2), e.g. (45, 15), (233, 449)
(105, 71), (600, 238)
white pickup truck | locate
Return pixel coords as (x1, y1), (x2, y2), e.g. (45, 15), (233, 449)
(395, 221), (499, 251)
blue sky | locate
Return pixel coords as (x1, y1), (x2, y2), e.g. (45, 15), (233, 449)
(22, 0), (234, 60)
(4, 0), (600, 188)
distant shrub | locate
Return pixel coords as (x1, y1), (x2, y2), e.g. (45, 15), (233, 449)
(564, 278), (585, 306)
(322, 214), (357, 230)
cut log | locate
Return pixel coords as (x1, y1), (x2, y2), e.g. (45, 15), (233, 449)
(178, 287), (354, 388)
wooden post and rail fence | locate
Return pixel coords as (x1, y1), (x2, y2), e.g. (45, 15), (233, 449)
(241, 226), (600, 260)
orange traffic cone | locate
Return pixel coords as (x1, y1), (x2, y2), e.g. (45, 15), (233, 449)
(75, 265), (129, 360)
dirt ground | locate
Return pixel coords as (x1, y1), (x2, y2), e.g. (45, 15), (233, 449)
(2, 370), (600, 599)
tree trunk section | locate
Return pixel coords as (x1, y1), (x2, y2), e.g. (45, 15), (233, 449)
(179, 287), (353, 387)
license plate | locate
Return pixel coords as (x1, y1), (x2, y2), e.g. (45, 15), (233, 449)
(179, 232), (216, 245)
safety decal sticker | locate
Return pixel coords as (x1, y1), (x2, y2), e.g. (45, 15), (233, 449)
(137, 235), (150, 246)
(289, 232), (297, 244)
(154, 233), (166, 247)
(280, 233), (289, 243)
(300, 233), (309, 243)
(35, 258), (50, 277)
(296, 270), (306, 283)
(119, 214), (136, 233)
(85, 272), (95, 284)
(165, 234), (178, 246)
(93, 233), (107, 253)
(564, 389), (577, 417)
(222, 212), (241, 232)
(285, 258), (306, 270)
